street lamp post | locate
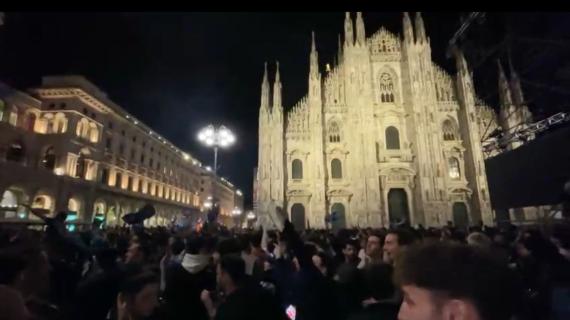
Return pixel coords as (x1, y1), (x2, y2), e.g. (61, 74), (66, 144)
(197, 125), (236, 175)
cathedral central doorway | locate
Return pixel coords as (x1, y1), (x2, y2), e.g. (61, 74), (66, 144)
(452, 202), (469, 229)
(290, 203), (306, 231)
(388, 188), (410, 225)
(330, 203), (346, 231)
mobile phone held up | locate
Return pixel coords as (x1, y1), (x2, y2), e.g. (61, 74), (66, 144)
(286, 305), (296, 320)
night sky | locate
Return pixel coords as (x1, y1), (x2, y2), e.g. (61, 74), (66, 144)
(0, 12), (568, 206)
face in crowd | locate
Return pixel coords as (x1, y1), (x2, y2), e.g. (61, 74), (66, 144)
(383, 233), (400, 263)
(366, 235), (382, 259)
(342, 243), (357, 262)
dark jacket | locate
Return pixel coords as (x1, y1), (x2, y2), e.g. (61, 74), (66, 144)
(162, 254), (216, 320)
(278, 221), (342, 320)
(347, 301), (400, 320)
(215, 281), (286, 320)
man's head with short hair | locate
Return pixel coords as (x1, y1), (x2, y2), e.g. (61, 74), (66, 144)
(394, 242), (518, 320)
(118, 271), (160, 318)
(383, 228), (415, 264)
(217, 254), (246, 294)
(365, 231), (384, 261)
(342, 238), (359, 263)
(185, 234), (206, 255)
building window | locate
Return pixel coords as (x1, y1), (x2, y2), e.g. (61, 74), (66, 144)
(25, 113), (36, 132)
(75, 153), (87, 179)
(108, 121), (113, 129)
(385, 126), (400, 150)
(83, 108), (88, 115)
(442, 119), (458, 141)
(292, 159), (303, 179)
(448, 157), (461, 180)
(100, 168), (109, 184)
(6, 141), (25, 162)
(149, 158), (154, 168)
(115, 172), (122, 187)
(132, 136), (137, 142)
(328, 121), (341, 143)
(128, 176), (134, 190)
(379, 72), (395, 103)
(76, 118), (89, 138)
(140, 154), (145, 164)
(89, 123), (99, 143)
(105, 137), (112, 150)
(331, 158), (342, 179)
(121, 130), (125, 136)
(8, 106), (18, 126)
(130, 149), (135, 160)
(119, 143), (125, 156)
(41, 146), (56, 170)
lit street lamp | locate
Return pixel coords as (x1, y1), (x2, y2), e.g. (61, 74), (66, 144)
(231, 207), (242, 228)
(197, 125), (236, 175)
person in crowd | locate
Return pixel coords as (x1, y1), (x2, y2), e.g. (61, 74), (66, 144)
(394, 241), (519, 320)
(341, 238), (360, 267)
(357, 232), (384, 269)
(200, 254), (285, 320)
(2, 203), (570, 320)
(383, 229), (415, 265)
(163, 234), (216, 320)
(349, 263), (399, 320)
(514, 229), (570, 320)
(111, 271), (160, 320)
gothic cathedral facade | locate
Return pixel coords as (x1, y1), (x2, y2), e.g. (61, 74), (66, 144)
(256, 12), (501, 229)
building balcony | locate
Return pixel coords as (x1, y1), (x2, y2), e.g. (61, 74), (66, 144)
(378, 148), (414, 163)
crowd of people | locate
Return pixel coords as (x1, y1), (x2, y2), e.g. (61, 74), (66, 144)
(1, 206), (570, 320)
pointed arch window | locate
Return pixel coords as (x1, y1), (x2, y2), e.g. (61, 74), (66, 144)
(328, 121), (341, 143)
(442, 119), (459, 141)
(379, 73), (395, 103)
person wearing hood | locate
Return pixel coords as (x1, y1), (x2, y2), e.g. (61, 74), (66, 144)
(162, 234), (216, 320)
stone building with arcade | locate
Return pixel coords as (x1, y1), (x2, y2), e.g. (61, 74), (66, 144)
(0, 76), (242, 227)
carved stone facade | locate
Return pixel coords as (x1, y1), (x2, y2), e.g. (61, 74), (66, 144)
(257, 12), (496, 229)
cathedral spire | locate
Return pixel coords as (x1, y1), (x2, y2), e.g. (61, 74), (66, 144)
(344, 12), (354, 47)
(497, 59), (513, 108)
(338, 34), (343, 62)
(508, 55), (523, 107)
(273, 61), (282, 111)
(414, 12), (427, 44)
(402, 12), (414, 43)
(260, 62), (270, 111)
(355, 12), (366, 46)
(310, 31), (319, 78)
(453, 46), (469, 75)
